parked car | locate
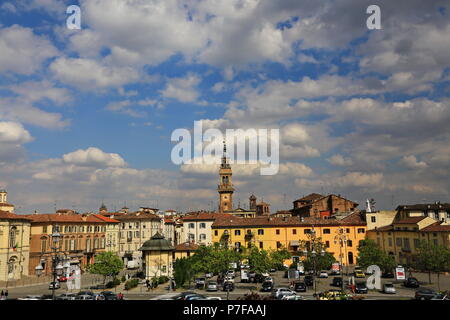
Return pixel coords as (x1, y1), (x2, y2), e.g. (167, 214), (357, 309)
(76, 294), (94, 300)
(185, 294), (207, 300)
(195, 277), (206, 289)
(57, 293), (77, 300)
(304, 275), (314, 286)
(293, 281), (307, 292)
(19, 295), (42, 300)
(226, 270), (236, 278)
(382, 282), (396, 294)
(404, 277), (420, 288)
(261, 281), (274, 292)
(206, 281), (218, 292)
(100, 291), (118, 300)
(272, 288), (296, 300)
(319, 271), (329, 278)
(354, 282), (368, 294)
(222, 281), (235, 292)
(172, 291), (197, 300)
(331, 277), (343, 287)
(382, 271), (395, 278)
(49, 281), (60, 290)
(282, 295), (303, 300)
(354, 269), (365, 278)
(430, 293), (449, 300)
(77, 290), (94, 297)
(415, 288), (438, 300)
(206, 296), (222, 300)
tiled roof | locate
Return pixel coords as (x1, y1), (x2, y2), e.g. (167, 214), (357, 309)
(114, 212), (161, 221)
(0, 211), (32, 221)
(396, 203), (450, 211)
(421, 222), (450, 232)
(394, 216), (427, 224)
(293, 193), (324, 203)
(175, 241), (199, 251)
(182, 212), (232, 222)
(22, 213), (105, 223)
(164, 217), (175, 224)
(92, 214), (120, 223)
(212, 214), (366, 228)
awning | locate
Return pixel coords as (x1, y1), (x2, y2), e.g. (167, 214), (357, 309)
(290, 240), (300, 246)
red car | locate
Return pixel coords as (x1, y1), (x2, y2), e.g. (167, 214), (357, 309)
(57, 276), (68, 282)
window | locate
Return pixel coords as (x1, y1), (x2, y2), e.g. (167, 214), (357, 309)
(304, 229), (311, 234)
(43, 226), (47, 233)
(214, 230), (218, 236)
(357, 228), (365, 234)
(323, 229), (330, 234)
(257, 229), (264, 235)
(396, 238), (402, 246)
(135, 231), (140, 238)
(188, 233), (195, 241)
(9, 227), (17, 248)
(347, 240), (353, 247)
(41, 238), (47, 252)
(434, 212), (439, 220)
(259, 241), (264, 249)
(292, 229), (297, 235)
(189, 223), (195, 229)
(325, 241), (330, 248)
(277, 241), (282, 249)
(234, 230), (241, 236)
(276, 229), (280, 235)
(346, 228), (350, 233)
(388, 238), (393, 247)
(414, 239), (420, 248)
(433, 239), (438, 246)
(199, 234), (206, 241)
(235, 242), (241, 248)
(199, 223), (206, 229)
(371, 216), (376, 223)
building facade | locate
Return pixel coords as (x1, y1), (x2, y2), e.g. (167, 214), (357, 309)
(25, 213), (107, 276)
(395, 203), (450, 224)
(0, 211), (31, 282)
(212, 213), (367, 266)
(367, 216), (450, 265)
(218, 142), (234, 213)
(292, 193), (359, 218)
(140, 232), (174, 279)
(181, 212), (232, 245)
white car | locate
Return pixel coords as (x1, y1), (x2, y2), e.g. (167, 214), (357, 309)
(226, 270), (235, 278)
(19, 295), (42, 300)
(383, 283), (396, 294)
(224, 276), (234, 283)
(319, 271), (329, 278)
(272, 288), (296, 299)
(282, 295), (304, 300)
(206, 296), (222, 300)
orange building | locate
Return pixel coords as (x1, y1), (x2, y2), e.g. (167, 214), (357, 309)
(25, 213), (113, 275)
(292, 193), (359, 218)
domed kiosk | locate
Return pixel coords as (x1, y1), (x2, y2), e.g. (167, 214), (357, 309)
(139, 232), (174, 279)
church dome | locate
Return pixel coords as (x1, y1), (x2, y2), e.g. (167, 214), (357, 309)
(139, 232), (174, 251)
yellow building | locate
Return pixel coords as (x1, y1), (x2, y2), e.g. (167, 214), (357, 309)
(367, 216), (450, 265)
(92, 214), (120, 254)
(364, 210), (397, 231)
(0, 211), (31, 282)
(173, 241), (199, 260)
(211, 213), (367, 266)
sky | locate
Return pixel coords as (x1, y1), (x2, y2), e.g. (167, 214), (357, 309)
(0, 0), (450, 214)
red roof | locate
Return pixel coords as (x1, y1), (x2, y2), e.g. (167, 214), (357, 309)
(92, 214), (120, 223)
(22, 213), (105, 223)
(394, 216), (427, 224)
(421, 222), (450, 232)
(175, 242), (199, 251)
(0, 211), (32, 221)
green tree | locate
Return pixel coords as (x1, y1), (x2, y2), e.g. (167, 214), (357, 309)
(299, 236), (336, 272)
(414, 241), (450, 289)
(246, 247), (271, 274)
(357, 239), (396, 273)
(190, 244), (241, 275)
(268, 248), (291, 270)
(173, 257), (195, 288)
(87, 251), (124, 284)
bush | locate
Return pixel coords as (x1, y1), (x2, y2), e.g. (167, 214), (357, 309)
(158, 276), (169, 284)
(121, 275), (126, 282)
(124, 278), (139, 290)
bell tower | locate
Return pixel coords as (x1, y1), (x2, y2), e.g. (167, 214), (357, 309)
(218, 141), (234, 213)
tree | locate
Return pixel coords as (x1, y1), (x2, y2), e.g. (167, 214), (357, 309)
(357, 239), (396, 273)
(299, 236), (336, 272)
(88, 251), (124, 284)
(414, 241), (450, 289)
(190, 244), (241, 275)
(173, 257), (195, 288)
(246, 247), (271, 274)
(268, 248), (291, 270)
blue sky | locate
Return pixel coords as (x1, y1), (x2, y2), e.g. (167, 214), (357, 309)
(0, 0), (449, 214)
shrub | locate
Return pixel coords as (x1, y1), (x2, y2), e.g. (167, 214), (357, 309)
(121, 275), (126, 282)
(158, 276), (169, 284)
(124, 278), (139, 290)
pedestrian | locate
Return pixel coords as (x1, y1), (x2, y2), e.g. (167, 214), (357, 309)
(0, 290), (4, 300)
(117, 292), (123, 300)
(4, 290), (8, 299)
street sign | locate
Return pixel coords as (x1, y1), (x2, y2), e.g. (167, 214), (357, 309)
(332, 263), (340, 272)
(395, 266), (406, 280)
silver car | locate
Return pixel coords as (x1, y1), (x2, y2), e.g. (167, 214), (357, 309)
(206, 281), (218, 292)
(383, 282), (396, 294)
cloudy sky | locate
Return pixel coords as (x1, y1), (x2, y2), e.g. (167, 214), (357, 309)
(0, 0), (449, 214)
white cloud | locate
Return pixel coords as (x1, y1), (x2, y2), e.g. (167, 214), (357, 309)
(327, 154), (353, 167)
(0, 25), (58, 75)
(62, 147), (126, 168)
(400, 155), (428, 169)
(0, 122), (33, 144)
(161, 74), (201, 103)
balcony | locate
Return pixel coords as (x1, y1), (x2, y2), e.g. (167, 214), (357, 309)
(244, 232), (254, 240)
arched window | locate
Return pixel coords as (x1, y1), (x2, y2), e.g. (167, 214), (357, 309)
(9, 226), (17, 248)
